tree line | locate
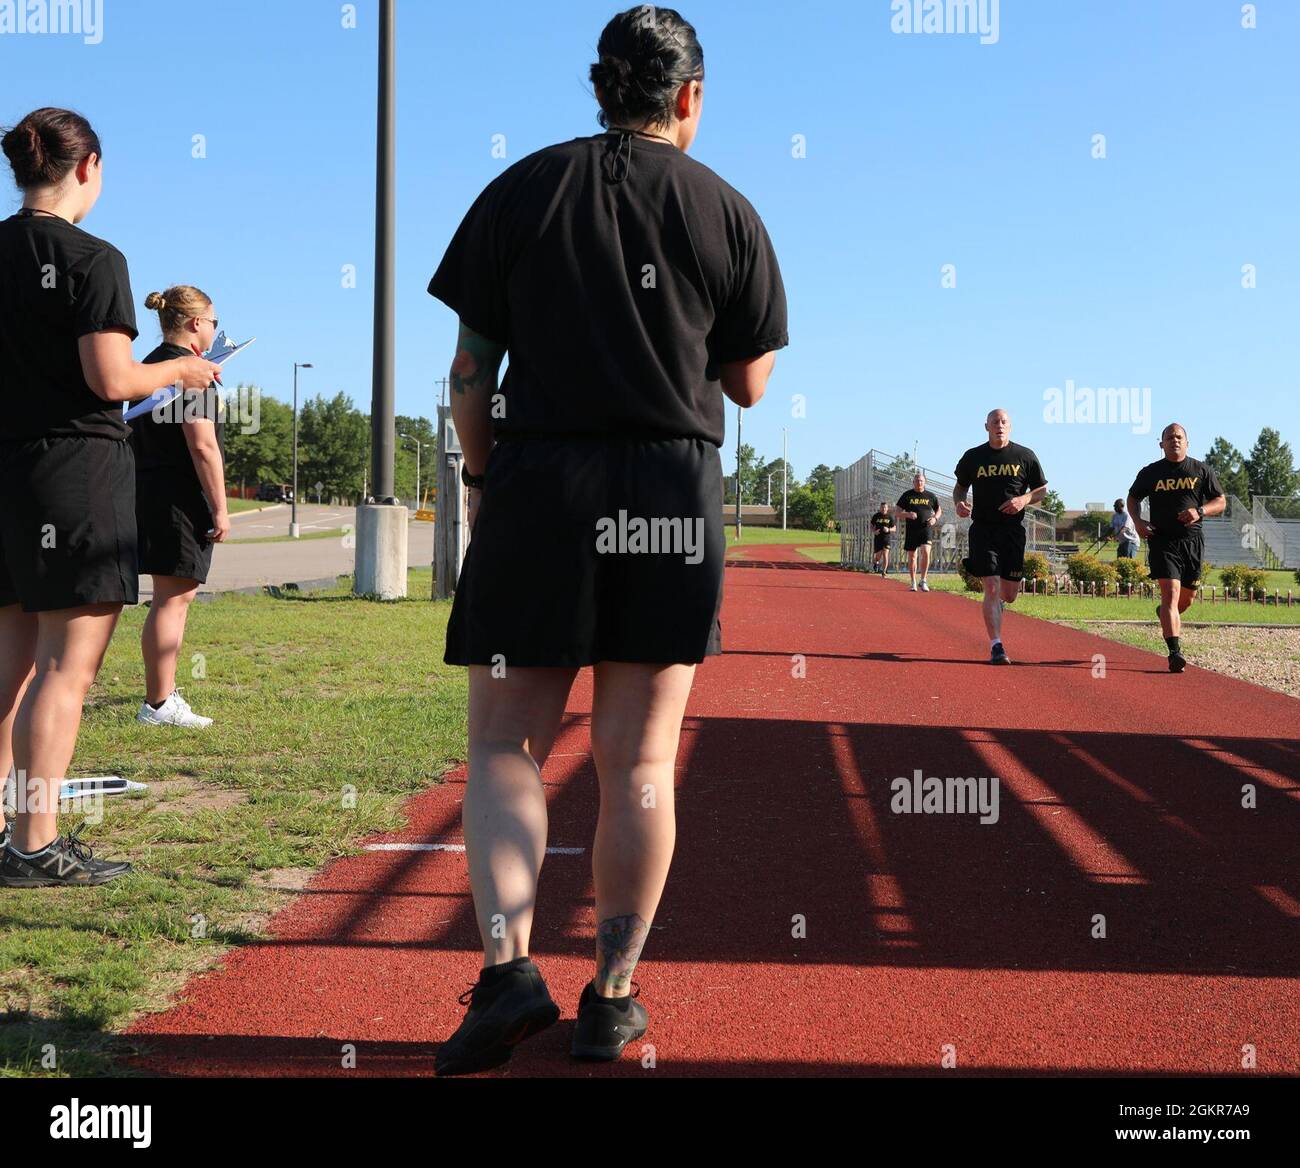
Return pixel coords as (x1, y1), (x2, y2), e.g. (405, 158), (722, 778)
(221, 385), (436, 503)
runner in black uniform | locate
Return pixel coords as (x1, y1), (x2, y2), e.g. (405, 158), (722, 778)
(895, 472), (941, 591)
(1127, 423), (1225, 673)
(0, 108), (219, 885)
(953, 409), (1048, 664)
(428, 10), (787, 1073)
(869, 501), (895, 576)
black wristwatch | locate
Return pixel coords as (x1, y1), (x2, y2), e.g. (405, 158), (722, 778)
(461, 464), (485, 490)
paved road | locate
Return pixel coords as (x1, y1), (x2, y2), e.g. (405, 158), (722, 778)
(136, 504), (436, 600)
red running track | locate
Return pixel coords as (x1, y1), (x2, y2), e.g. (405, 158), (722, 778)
(126, 544), (1300, 1076)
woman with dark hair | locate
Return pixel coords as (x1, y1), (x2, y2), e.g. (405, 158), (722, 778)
(0, 107), (221, 886)
(130, 284), (230, 729)
(428, 6), (788, 1073)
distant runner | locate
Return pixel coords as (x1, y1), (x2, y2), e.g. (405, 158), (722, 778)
(954, 409), (1048, 664)
(895, 472), (941, 592)
(1127, 423), (1225, 673)
(870, 501), (895, 576)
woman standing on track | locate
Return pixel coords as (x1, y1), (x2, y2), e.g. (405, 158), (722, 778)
(428, 5), (788, 1073)
(129, 285), (230, 729)
(0, 108), (221, 886)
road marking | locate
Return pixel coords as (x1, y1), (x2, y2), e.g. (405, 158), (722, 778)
(364, 842), (585, 855)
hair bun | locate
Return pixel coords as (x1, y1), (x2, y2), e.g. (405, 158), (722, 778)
(601, 54), (634, 86)
(145, 291), (167, 311)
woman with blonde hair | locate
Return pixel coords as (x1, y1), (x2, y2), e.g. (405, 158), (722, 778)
(129, 285), (229, 729)
(0, 107), (221, 885)
(428, 5), (787, 1072)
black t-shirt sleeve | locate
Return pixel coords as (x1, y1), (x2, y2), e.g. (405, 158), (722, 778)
(896, 492), (909, 511)
(709, 212), (788, 365)
(73, 246), (138, 340)
(1202, 462), (1225, 502)
(1129, 464), (1152, 501)
(953, 450), (973, 487)
(428, 179), (510, 346)
(1025, 453), (1046, 490)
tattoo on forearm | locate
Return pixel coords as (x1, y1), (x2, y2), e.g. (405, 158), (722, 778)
(450, 322), (506, 396)
(595, 913), (650, 994)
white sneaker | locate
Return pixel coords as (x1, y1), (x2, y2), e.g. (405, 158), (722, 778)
(908, 583), (918, 592)
(919, 581), (931, 592)
(137, 691), (213, 729)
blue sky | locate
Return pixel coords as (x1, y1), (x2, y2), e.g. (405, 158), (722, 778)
(2, 0), (1296, 505)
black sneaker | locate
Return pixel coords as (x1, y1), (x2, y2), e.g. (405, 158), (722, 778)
(1168, 650), (1186, 673)
(571, 981), (649, 1061)
(0, 822), (131, 887)
(435, 957), (560, 1076)
(990, 643), (1011, 665)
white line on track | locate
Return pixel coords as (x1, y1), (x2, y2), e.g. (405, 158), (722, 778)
(364, 843), (585, 855)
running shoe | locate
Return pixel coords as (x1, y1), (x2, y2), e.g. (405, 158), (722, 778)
(571, 981), (649, 1062)
(0, 817), (10, 852)
(919, 581), (930, 592)
(1168, 650), (1186, 674)
(435, 957), (560, 1076)
(0, 822), (132, 887)
(990, 643), (1011, 665)
(137, 691), (213, 729)
(908, 583), (918, 592)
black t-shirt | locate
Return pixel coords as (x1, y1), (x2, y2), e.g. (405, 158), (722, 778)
(128, 342), (225, 476)
(0, 210), (138, 441)
(896, 489), (940, 533)
(1129, 456), (1223, 538)
(954, 441), (1047, 526)
(428, 131), (789, 448)
(870, 513), (895, 534)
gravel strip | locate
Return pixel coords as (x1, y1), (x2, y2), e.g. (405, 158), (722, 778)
(1083, 623), (1300, 700)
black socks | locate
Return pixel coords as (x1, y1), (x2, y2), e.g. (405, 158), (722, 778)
(479, 955), (530, 988)
(1166, 636), (1181, 653)
(590, 984), (632, 1011)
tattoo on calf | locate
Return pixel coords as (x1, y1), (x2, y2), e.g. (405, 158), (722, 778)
(595, 913), (650, 995)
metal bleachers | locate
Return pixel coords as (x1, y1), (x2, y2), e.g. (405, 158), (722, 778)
(834, 449), (1056, 572)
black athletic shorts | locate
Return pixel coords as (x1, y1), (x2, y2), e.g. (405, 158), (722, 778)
(967, 520), (1027, 581)
(0, 435), (138, 612)
(872, 533), (890, 553)
(1147, 532), (1203, 588)
(903, 524), (931, 552)
(445, 434), (725, 666)
(136, 469), (215, 583)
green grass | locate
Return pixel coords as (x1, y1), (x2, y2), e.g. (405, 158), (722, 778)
(225, 498), (278, 515)
(724, 526), (836, 548)
(0, 568), (465, 1077)
(897, 573), (1300, 624)
(226, 527), (346, 546)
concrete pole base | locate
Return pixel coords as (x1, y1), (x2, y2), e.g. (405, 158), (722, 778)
(290, 523), (301, 539)
(354, 504), (409, 599)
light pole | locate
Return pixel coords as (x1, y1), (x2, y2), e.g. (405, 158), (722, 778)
(291, 361), (313, 538)
(400, 432), (431, 505)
